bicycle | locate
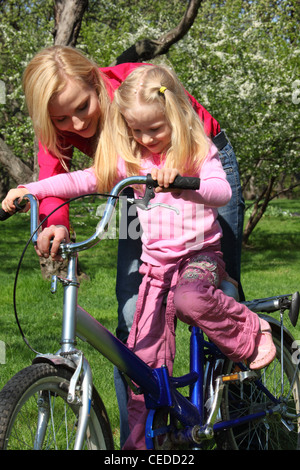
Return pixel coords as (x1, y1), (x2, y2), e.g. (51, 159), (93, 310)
(0, 174), (299, 450)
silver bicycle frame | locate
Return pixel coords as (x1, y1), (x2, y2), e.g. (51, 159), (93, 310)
(27, 176), (156, 449)
(26, 176), (147, 345)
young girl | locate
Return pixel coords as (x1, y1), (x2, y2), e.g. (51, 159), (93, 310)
(2, 65), (276, 450)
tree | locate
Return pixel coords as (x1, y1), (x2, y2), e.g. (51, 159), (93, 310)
(168, 0), (300, 242)
(0, 0), (202, 193)
(0, 138), (33, 182)
(53, 0), (88, 46)
(111, 0), (202, 64)
(0, 0), (54, 193)
(0, 0), (299, 244)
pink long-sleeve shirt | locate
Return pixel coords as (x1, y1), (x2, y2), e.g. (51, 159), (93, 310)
(37, 63), (221, 230)
(23, 144), (231, 266)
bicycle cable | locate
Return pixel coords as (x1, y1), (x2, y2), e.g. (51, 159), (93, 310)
(13, 193), (119, 355)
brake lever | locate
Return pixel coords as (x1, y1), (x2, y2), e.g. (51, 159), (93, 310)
(129, 199), (180, 214)
(127, 177), (180, 214)
(131, 177), (156, 209)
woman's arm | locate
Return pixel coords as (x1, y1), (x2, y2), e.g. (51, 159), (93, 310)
(37, 142), (72, 230)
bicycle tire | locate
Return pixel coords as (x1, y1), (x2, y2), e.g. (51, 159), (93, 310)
(0, 363), (114, 450)
(216, 326), (300, 450)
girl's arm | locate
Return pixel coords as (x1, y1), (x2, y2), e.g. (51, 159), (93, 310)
(1, 167), (97, 261)
(24, 167), (97, 200)
(193, 145), (232, 208)
(149, 146), (231, 209)
(2, 167), (97, 213)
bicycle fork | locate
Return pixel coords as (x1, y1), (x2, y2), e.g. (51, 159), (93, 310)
(33, 353), (92, 450)
(70, 354), (93, 450)
(37, 252), (93, 450)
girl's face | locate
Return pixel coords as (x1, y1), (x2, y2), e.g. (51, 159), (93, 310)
(123, 103), (172, 155)
(49, 78), (100, 138)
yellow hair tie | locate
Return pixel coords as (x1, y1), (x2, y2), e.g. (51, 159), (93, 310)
(159, 86), (167, 95)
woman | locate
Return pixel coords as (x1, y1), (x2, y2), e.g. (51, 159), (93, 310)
(19, 46), (245, 446)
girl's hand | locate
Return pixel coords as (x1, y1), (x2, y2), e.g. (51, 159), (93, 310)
(151, 168), (180, 193)
(1, 187), (30, 214)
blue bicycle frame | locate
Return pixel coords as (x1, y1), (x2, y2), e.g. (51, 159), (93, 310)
(75, 307), (287, 449)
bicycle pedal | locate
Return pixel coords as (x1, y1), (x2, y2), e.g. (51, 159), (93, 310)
(221, 370), (257, 383)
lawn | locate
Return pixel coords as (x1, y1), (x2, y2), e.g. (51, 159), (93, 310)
(0, 196), (299, 449)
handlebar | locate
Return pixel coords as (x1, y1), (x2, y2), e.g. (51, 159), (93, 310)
(0, 198), (28, 221)
(0, 194), (40, 243)
(0, 174), (200, 253)
(69, 174), (199, 254)
(151, 174), (200, 191)
(1, 175), (299, 323)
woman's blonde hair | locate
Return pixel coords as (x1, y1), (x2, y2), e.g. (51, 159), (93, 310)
(95, 64), (209, 191)
(23, 45), (111, 165)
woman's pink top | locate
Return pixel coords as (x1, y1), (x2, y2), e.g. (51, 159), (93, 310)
(23, 144), (231, 267)
(37, 63), (221, 229)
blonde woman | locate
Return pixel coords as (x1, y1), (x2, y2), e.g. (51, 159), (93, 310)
(23, 46), (138, 237)
(3, 64), (275, 450)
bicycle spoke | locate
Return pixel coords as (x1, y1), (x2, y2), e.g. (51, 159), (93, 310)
(0, 364), (113, 450)
(217, 332), (300, 450)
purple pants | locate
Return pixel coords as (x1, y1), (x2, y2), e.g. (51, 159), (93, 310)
(123, 251), (260, 450)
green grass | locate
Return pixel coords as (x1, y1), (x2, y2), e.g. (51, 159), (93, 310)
(242, 199), (300, 300)
(0, 197), (300, 449)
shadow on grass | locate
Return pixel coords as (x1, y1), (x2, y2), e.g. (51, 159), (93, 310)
(242, 223), (300, 275)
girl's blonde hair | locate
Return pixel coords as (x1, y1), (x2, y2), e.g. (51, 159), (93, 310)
(95, 64), (210, 191)
(23, 45), (111, 165)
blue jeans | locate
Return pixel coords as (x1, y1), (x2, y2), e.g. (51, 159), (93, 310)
(114, 137), (245, 447)
(115, 188), (142, 448)
(217, 141), (245, 299)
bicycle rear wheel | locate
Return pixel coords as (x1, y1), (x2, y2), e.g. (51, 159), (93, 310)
(216, 326), (300, 450)
(0, 363), (114, 450)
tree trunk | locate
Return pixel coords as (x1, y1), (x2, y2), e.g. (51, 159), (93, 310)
(38, 0), (89, 278)
(0, 137), (33, 184)
(111, 0), (202, 64)
(243, 176), (276, 245)
(53, 0), (88, 46)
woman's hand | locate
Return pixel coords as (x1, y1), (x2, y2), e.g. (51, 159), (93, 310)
(1, 188), (30, 214)
(151, 168), (180, 193)
(35, 225), (70, 261)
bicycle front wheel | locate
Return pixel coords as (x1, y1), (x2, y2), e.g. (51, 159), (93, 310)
(0, 363), (114, 450)
(217, 326), (300, 450)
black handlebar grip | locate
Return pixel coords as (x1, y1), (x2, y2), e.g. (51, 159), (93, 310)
(0, 208), (11, 221)
(147, 174), (200, 190)
(0, 198), (27, 221)
(169, 175), (200, 190)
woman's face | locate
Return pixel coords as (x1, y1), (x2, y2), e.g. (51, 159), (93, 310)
(48, 78), (100, 138)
